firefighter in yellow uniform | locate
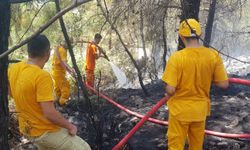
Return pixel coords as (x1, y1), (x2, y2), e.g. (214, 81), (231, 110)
(51, 43), (73, 105)
(8, 35), (91, 149)
(162, 19), (229, 150)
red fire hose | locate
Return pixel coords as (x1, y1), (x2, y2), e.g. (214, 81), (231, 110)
(87, 83), (250, 139)
(85, 76), (250, 149)
(229, 78), (250, 86)
(86, 85), (169, 126)
(60, 51), (250, 149)
(112, 96), (168, 150)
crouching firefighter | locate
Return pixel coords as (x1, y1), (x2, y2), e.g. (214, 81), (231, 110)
(8, 35), (91, 150)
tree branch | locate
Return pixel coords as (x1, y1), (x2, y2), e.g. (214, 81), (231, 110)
(0, 0), (92, 60)
(54, 0), (91, 108)
(97, 0), (149, 95)
(18, 1), (50, 42)
(54, 2), (100, 147)
(9, 0), (32, 3)
(162, 8), (168, 71)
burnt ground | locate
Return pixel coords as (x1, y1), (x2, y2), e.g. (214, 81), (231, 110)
(10, 74), (250, 150)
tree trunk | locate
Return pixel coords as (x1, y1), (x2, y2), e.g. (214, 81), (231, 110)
(204, 0), (217, 47)
(54, 0), (90, 108)
(139, 0), (147, 59)
(55, 0), (101, 148)
(162, 9), (168, 71)
(109, 30), (112, 50)
(0, 0), (10, 149)
(178, 0), (201, 50)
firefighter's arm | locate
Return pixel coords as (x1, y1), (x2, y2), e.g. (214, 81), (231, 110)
(56, 47), (75, 74)
(60, 61), (74, 74)
(213, 53), (229, 89)
(165, 84), (176, 96)
(94, 51), (100, 59)
(214, 80), (229, 89)
(40, 101), (77, 136)
(97, 46), (110, 61)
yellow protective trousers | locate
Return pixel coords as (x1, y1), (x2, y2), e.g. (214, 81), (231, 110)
(167, 114), (205, 150)
(52, 71), (70, 105)
(85, 69), (95, 87)
(32, 128), (91, 150)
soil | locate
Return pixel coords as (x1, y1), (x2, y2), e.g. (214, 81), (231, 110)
(10, 74), (250, 150)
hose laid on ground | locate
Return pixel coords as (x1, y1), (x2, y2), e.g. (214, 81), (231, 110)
(86, 83), (250, 140)
(112, 96), (169, 150)
(86, 85), (169, 126)
(84, 74), (250, 147)
(229, 78), (250, 86)
(64, 53), (250, 145)
(86, 78), (250, 141)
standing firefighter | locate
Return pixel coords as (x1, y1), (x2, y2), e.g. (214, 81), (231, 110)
(8, 35), (91, 150)
(51, 41), (73, 106)
(162, 19), (229, 150)
(85, 33), (102, 87)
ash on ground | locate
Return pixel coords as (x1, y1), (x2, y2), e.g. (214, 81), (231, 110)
(10, 74), (250, 150)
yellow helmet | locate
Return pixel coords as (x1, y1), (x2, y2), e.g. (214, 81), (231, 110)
(178, 18), (201, 37)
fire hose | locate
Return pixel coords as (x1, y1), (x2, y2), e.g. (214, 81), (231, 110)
(112, 96), (168, 150)
(86, 82), (250, 137)
(85, 78), (250, 149)
(229, 78), (250, 86)
(61, 38), (250, 148)
(66, 63), (250, 147)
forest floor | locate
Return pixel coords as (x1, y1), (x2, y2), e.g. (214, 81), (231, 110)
(10, 74), (250, 150)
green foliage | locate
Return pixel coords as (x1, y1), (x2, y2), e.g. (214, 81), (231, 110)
(9, 0), (250, 87)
